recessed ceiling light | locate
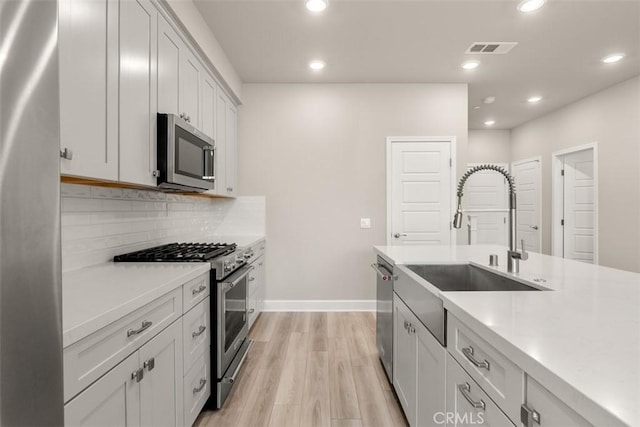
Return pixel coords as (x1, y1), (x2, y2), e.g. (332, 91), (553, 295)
(484, 120), (496, 126)
(602, 53), (625, 64)
(528, 96), (542, 103)
(517, 0), (545, 13)
(473, 106), (481, 110)
(305, 0), (328, 12)
(309, 60), (326, 70)
(462, 61), (480, 70)
(483, 96), (496, 104)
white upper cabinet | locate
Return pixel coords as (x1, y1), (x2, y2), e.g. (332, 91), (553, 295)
(179, 50), (202, 128)
(119, 0), (158, 187)
(200, 73), (216, 140)
(225, 103), (238, 196)
(58, 0), (118, 180)
(157, 16), (181, 117)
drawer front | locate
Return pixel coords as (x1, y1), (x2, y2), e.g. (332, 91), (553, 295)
(183, 297), (210, 372)
(183, 273), (210, 313)
(525, 376), (592, 427)
(446, 354), (515, 426)
(63, 287), (183, 402)
(248, 266), (259, 295)
(184, 352), (211, 427)
(448, 314), (523, 424)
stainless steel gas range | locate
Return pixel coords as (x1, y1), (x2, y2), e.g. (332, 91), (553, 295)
(114, 242), (256, 408)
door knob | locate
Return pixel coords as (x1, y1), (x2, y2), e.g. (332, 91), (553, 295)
(530, 225), (539, 230)
(393, 233), (408, 239)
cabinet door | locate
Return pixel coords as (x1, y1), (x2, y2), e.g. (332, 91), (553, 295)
(157, 16), (181, 116)
(416, 319), (446, 427)
(58, 0), (118, 180)
(200, 73), (216, 140)
(214, 85), (228, 195)
(119, 0), (157, 186)
(225, 103), (238, 195)
(445, 354), (514, 427)
(523, 376), (591, 427)
(65, 352), (140, 426)
(256, 255), (266, 314)
(139, 319), (184, 427)
(179, 50), (201, 128)
(393, 294), (417, 426)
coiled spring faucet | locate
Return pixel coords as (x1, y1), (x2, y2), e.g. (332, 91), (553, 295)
(452, 164), (528, 273)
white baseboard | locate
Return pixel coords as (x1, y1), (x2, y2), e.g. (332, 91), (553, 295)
(262, 299), (375, 312)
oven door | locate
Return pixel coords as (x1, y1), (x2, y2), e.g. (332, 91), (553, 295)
(217, 265), (252, 376)
(160, 113), (215, 191)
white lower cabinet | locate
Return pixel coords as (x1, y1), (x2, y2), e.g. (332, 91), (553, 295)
(65, 319), (183, 427)
(184, 352), (211, 427)
(65, 352), (140, 426)
(446, 353), (514, 427)
(139, 320), (184, 427)
(521, 376), (592, 427)
(393, 293), (445, 427)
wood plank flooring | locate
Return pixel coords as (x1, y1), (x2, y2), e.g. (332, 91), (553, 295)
(195, 312), (407, 427)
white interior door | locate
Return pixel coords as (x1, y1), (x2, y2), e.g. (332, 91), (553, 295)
(512, 159), (541, 253)
(388, 140), (452, 245)
(562, 150), (595, 263)
(463, 163), (509, 246)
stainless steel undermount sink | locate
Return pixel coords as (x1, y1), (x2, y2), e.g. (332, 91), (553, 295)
(406, 264), (543, 292)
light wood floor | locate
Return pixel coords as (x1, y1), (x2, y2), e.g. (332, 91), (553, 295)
(195, 312), (408, 427)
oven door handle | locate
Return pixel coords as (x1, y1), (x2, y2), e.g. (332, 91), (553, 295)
(222, 340), (253, 384)
(222, 265), (254, 291)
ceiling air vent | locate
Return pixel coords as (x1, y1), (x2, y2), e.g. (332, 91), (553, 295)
(466, 42), (518, 54)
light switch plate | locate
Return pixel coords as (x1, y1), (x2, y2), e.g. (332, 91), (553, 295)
(360, 218), (371, 229)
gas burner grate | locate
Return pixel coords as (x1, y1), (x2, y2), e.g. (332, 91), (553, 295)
(114, 242), (237, 262)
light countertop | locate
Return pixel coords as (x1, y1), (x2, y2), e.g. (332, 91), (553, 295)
(63, 262), (210, 348)
(374, 244), (640, 427)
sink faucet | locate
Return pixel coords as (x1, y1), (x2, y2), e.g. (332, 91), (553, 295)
(452, 164), (528, 273)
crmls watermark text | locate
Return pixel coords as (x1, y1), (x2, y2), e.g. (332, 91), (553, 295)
(433, 412), (485, 425)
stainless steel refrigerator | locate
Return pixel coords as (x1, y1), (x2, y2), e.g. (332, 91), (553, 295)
(0, 1), (64, 425)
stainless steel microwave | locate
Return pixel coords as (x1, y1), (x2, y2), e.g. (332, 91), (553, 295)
(157, 113), (215, 192)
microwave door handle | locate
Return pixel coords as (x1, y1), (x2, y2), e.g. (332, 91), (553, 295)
(202, 146), (215, 180)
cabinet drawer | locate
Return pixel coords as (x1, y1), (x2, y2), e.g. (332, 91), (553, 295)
(448, 314), (523, 424)
(446, 354), (515, 427)
(64, 288), (182, 402)
(183, 297), (210, 372)
(183, 273), (210, 313)
(184, 352), (211, 427)
(524, 376), (592, 427)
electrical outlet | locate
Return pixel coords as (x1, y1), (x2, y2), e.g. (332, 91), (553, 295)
(360, 218), (371, 229)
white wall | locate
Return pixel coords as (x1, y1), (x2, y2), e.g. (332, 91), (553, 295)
(511, 76), (640, 272)
(164, 0), (242, 102)
(238, 83), (468, 303)
(61, 184), (264, 271)
(468, 130), (511, 164)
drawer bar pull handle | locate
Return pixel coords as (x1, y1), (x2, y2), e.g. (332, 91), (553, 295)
(127, 320), (152, 337)
(462, 346), (490, 370)
(192, 325), (207, 338)
(193, 378), (207, 394)
(458, 382), (485, 410)
(192, 284), (207, 296)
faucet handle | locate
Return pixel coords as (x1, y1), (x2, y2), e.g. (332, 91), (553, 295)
(520, 239), (529, 260)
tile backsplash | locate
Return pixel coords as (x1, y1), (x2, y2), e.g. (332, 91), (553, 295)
(61, 184), (265, 272)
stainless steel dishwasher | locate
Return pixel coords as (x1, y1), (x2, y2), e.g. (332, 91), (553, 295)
(372, 256), (394, 381)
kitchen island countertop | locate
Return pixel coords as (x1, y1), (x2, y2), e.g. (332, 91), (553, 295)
(374, 244), (639, 427)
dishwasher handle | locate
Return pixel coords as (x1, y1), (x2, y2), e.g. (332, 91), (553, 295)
(371, 263), (395, 281)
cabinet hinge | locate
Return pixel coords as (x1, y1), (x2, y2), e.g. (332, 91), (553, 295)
(561, 219), (564, 226)
(449, 158), (453, 167)
(561, 169), (565, 176)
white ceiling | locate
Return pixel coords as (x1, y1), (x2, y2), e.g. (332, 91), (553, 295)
(193, 0), (640, 129)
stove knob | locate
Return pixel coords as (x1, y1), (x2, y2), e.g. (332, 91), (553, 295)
(236, 255), (244, 263)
